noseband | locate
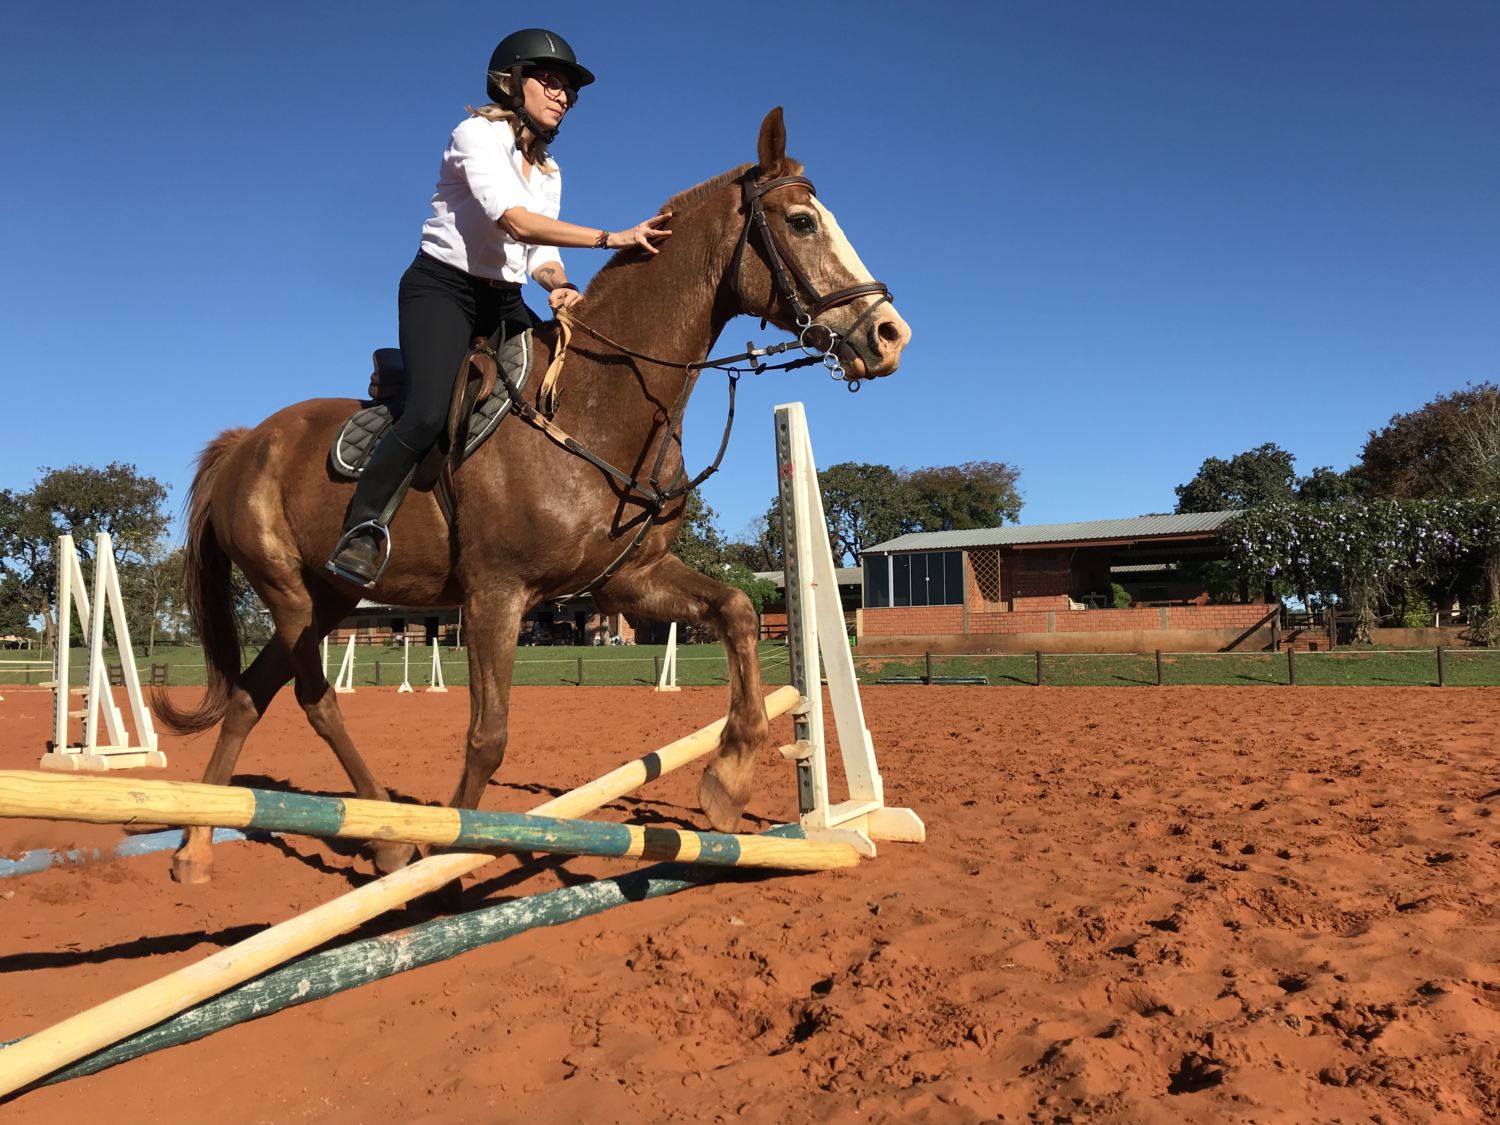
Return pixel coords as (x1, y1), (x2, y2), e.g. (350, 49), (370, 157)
(727, 173), (893, 391)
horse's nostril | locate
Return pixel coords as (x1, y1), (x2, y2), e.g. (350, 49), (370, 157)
(877, 320), (903, 346)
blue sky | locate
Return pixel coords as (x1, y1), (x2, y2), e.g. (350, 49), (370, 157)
(2, 1), (1496, 545)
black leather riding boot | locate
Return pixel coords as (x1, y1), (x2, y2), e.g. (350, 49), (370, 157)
(325, 432), (424, 587)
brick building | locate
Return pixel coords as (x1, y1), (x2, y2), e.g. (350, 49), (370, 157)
(857, 512), (1276, 654)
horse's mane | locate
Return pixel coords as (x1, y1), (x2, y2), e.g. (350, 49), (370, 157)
(590, 159), (797, 280)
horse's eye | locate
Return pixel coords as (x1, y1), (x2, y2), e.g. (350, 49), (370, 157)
(787, 213), (818, 235)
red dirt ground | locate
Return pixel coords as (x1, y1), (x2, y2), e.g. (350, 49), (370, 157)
(1, 684), (1498, 1122)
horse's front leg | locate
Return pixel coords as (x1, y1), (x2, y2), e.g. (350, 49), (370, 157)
(601, 555), (767, 831)
(449, 585), (527, 811)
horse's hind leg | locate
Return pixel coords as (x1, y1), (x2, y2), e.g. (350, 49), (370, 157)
(599, 556), (767, 831)
(290, 585), (413, 875)
(172, 643), (294, 884)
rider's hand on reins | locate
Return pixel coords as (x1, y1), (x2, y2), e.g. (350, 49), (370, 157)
(609, 210), (672, 254)
(549, 286), (584, 311)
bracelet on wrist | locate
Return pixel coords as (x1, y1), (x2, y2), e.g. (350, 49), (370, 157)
(554, 282), (579, 292)
(593, 229), (610, 249)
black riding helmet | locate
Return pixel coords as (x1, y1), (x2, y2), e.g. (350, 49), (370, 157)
(486, 28), (595, 104)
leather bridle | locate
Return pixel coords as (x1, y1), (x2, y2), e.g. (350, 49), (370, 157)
(727, 172), (894, 391)
(480, 169), (898, 600)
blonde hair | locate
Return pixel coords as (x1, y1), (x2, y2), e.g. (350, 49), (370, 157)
(466, 72), (558, 173)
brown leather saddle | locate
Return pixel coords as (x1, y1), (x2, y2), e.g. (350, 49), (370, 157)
(329, 329), (534, 520)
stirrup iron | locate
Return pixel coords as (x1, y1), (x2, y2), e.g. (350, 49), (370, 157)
(325, 520), (394, 588)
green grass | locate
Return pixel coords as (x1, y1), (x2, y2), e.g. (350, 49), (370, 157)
(5, 642), (1495, 690)
(0, 642), (794, 690)
(858, 648), (1500, 687)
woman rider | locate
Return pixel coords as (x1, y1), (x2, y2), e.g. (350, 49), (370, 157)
(327, 28), (672, 587)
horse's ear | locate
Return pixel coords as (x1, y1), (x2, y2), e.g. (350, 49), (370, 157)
(757, 107), (787, 177)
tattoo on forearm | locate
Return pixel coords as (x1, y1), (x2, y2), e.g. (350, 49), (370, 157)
(535, 266), (560, 287)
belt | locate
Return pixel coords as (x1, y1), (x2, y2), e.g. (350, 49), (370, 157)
(483, 277), (523, 290)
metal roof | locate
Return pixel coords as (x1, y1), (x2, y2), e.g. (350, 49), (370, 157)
(753, 567), (862, 589)
(863, 511), (1238, 554)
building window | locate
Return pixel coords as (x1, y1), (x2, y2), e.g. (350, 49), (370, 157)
(864, 555), (889, 608)
(864, 551), (965, 608)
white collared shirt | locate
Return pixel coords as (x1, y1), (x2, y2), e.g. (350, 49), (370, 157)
(418, 115), (563, 284)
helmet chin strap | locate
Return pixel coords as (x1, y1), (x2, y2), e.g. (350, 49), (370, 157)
(507, 64), (560, 144)
(515, 105), (559, 144)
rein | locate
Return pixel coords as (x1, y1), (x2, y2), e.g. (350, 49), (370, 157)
(491, 170), (893, 600)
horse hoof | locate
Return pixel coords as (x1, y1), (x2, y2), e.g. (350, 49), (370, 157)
(373, 840), (415, 876)
(170, 857), (213, 885)
(698, 762), (750, 833)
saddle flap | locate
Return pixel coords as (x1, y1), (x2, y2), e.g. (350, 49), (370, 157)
(330, 330), (534, 482)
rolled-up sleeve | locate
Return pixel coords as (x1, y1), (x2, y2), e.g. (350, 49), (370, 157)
(525, 168), (564, 278)
(447, 118), (529, 224)
(526, 245), (563, 278)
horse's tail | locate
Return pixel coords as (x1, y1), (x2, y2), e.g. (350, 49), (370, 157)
(151, 429), (249, 735)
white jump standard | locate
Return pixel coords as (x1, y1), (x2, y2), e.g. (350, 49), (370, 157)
(426, 639), (448, 692)
(774, 403), (924, 854)
(43, 533), (163, 772)
(333, 635), (357, 693)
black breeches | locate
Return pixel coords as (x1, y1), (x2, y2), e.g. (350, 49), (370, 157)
(393, 251), (537, 450)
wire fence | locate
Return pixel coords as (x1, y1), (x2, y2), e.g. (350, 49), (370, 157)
(857, 646), (1500, 688)
(4, 643), (1496, 691)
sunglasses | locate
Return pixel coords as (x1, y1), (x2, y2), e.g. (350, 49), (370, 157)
(527, 69), (578, 106)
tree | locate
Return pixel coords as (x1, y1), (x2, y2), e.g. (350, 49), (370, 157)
(0, 571), (39, 641)
(806, 462), (923, 566)
(725, 515), (780, 573)
(121, 545), (184, 656)
(0, 488), (59, 646)
(1227, 499), (1500, 643)
(0, 463), (170, 649)
(1296, 465), (1364, 504)
(670, 491), (728, 577)
(721, 563), (779, 615)
(905, 461), (1022, 530)
(1359, 383), (1500, 499)
(1175, 443), (1299, 513)
(667, 494), (776, 623)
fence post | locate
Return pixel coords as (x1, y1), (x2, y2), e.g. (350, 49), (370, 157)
(654, 655), (662, 685)
(1287, 647), (1296, 686)
(1436, 645), (1445, 688)
(1155, 649), (1163, 686)
(577, 655), (585, 686)
(1035, 651), (1043, 687)
(374, 660), (381, 687)
(924, 650), (933, 686)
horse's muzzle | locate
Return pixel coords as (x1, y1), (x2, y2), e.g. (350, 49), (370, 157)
(838, 303), (912, 379)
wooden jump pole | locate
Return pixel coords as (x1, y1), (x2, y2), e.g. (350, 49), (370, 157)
(0, 685), (801, 1098)
(1, 836), (799, 1090)
(0, 772), (861, 874)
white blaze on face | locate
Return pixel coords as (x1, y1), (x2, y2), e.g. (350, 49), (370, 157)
(787, 195), (910, 375)
(809, 198), (876, 288)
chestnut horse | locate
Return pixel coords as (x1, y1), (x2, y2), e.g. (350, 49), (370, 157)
(156, 108), (911, 885)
